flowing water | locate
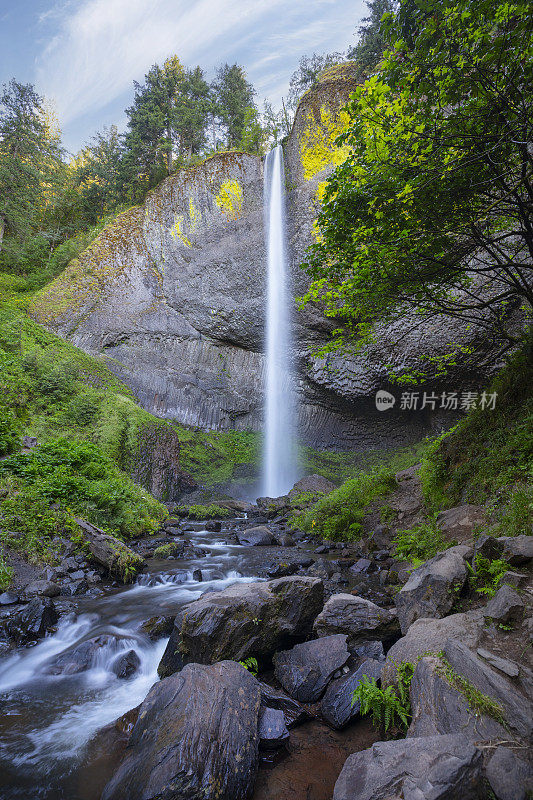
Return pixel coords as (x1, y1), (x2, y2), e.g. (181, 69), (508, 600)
(0, 529), (261, 800)
(262, 145), (299, 497)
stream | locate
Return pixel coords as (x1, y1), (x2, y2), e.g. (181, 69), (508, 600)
(0, 529), (261, 800)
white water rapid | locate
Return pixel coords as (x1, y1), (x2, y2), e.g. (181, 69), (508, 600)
(262, 145), (299, 497)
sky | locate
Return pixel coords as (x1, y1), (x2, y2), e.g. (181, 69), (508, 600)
(0, 0), (366, 155)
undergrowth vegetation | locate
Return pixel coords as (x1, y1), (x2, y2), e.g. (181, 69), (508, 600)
(392, 517), (451, 567)
(352, 661), (414, 733)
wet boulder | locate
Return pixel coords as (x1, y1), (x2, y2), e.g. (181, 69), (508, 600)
(333, 734), (483, 800)
(258, 706), (289, 750)
(45, 635), (116, 675)
(273, 634), (350, 703)
(101, 661), (261, 800)
(236, 526), (275, 546)
(158, 576), (323, 678)
(395, 548), (469, 633)
(313, 593), (399, 647)
(320, 658), (384, 729)
(259, 682), (310, 728)
(111, 649), (141, 679)
(4, 598), (58, 644)
(23, 580), (60, 598)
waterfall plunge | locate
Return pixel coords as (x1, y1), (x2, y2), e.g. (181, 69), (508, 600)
(262, 145), (299, 497)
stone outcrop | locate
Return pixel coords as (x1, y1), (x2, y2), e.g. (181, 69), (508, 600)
(157, 576), (323, 678)
(28, 64), (508, 451)
(314, 593), (399, 646)
(273, 634), (350, 702)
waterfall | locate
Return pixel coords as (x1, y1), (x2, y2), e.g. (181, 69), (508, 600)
(262, 145), (299, 497)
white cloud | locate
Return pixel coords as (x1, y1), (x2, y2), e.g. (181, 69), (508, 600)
(34, 0), (363, 143)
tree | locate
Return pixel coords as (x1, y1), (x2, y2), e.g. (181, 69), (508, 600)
(77, 125), (123, 223)
(347, 0), (398, 74)
(301, 0), (533, 366)
(173, 66), (212, 160)
(287, 52), (345, 110)
(212, 64), (256, 148)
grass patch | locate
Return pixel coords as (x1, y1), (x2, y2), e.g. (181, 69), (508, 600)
(437, 656), (506, 727)
(292, 467), (397, 540)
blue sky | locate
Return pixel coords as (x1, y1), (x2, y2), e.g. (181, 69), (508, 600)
(0, 0), (365, 155)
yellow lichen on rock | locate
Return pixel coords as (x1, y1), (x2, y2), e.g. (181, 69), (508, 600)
(169, 214), (192, 247)
(300, 107), (351, 182)
(215, 180), (243, 220)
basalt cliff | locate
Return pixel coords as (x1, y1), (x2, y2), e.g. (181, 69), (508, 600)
(30, 63), (507, 451)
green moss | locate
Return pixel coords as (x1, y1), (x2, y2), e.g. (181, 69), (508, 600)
(215, 180), (243, 219)
(436, 656), (506, 727)
(153, 542), (182, 558)
(176, 504), (232, 520)
(300, 107), (351, 181)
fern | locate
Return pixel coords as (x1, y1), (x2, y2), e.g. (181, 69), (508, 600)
(239, 657), (258, 676)
(351, 661), (414, 733)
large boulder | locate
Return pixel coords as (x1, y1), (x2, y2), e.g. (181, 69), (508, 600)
(258, 682), (310, 728)
(313, 593), (399, 647)
(483, 584), (524, 624)
(498, 535), (533, 566)
(273, 634), (350, 703)
(382, 609), (484, 687)
(158, 576), (324, 678)
(45, 635), (115, 675)
(408, 641), (532, 743)
(485, 746), (533, 800)
(101, 661), (261, 800)
(75, 519), (145, 582)
(333, 734), (483, 800)
(437, 505), (487, 543)
(320, 658), (384, 729)
(236, 526), (275, 546)
(395, 548), (469, 633)
(4, 598), (58, 644)
(287, 474), (336, 500)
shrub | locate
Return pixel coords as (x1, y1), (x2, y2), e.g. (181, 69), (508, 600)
(392, 517), (451, 567)
(496, 485), (533, 537)
(293, 467), (397, 540)
(467, 554), (509, 598)
(0, 548), (13, 590)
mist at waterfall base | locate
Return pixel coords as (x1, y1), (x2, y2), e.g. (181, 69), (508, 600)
(262, 145), (299, 498)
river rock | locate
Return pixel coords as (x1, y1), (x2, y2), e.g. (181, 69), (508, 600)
(75, 518), (145, 581)
(158, 576), (323, 678)
(485, 746), (533, 800)
(0, 592), (19, 605)
(23, 580), (61, 598)
(382, 608), (484, 686)
(483, 584), (524, 624)
(498, 535), (533, 565)
(46, 635), (116, 675)
(333, 734), (483, 800)
(259, 682), (310, 728)
(4, 598), (58, 644)
(111, 649), (141, 679)
(395, 548), (469, 633)
(101, 661), (261, 800)
(258, 706), (289, 750)
(313, 593), (399, 647)
(236, 526), (275, 546)
(273, 634), (350, 703)
(273, 532), (296, 547)
(320, 657), (384, 729)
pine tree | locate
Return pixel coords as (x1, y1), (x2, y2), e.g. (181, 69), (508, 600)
(347, 0), (397, 74)
(212, 64), (256, 148)
(77, 125), (123, 223)
(173, 66), (212, 160)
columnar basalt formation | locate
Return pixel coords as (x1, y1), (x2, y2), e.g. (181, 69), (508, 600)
(30, 64), (507, 450)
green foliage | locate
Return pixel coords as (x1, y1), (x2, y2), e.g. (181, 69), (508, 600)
(352, 660), (414, 732)
(0, 438), (164, 538)
(495, 486), (533, 538)
(467, 554), (509, 598)
(392, 517), (450, 566)
(212, 63), (256, 148)
(238, 657), (258, 676)
(301, 0), (533, 362)
(347, 0), (397, 74)
(0, 547), (14, 590)
(153, 542), (182, 558)
(420, 341), (533, 511)
(176, 504), (232, 520)
(294, 467), (397, 540)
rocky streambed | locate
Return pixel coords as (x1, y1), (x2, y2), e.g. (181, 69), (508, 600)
(0, 490), (532, 800)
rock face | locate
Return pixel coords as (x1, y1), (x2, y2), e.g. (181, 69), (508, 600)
(101, 661), (261, 800)
(314, 594), (399, 646)
(29, 64), (506, 451)
(3, 598), (58, 644)
(395, 549), (469, 633)
(158, 576), (323, 678)
(333, 734), (483, 800)
(273, 634), (350, 702)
